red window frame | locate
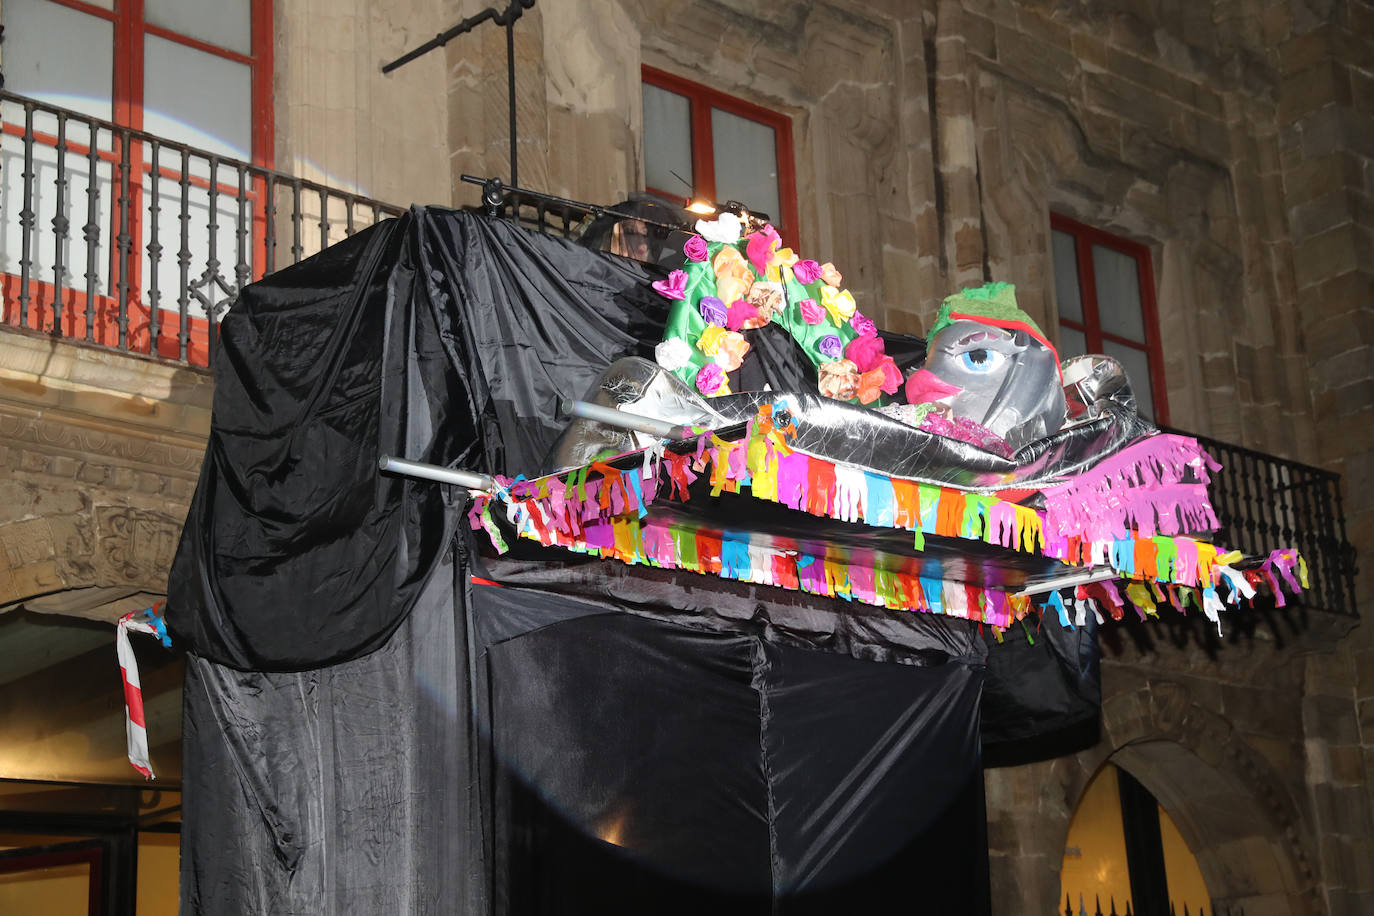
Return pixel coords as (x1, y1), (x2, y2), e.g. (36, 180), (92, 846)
(1, 0), (274, 366)
(642, 65), (799, 246)
(1051, 212), (1169, 425)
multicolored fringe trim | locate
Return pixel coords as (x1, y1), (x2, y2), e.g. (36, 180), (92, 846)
(469, 409), (1307, 632)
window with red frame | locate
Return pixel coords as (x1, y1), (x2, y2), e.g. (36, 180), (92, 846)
(641, 65), (798, 245)
(1050, 214), (1168, 424)
(0, 0), (272, 364)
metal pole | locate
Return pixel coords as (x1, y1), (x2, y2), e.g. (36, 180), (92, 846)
(1015, 566), (1119, 598)
(378, 455), (496, 492)
(507, 19), (518, 189)
(560, 399), (698, 441)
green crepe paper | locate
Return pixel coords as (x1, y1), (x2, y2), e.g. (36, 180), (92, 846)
(927, 281), (1048, 343)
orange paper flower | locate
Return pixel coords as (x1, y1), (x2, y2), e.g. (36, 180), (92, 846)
(713, 330), (751, 371)
(857, 367), (887, 404)
(820, 262), (843, 287)
(713, 245), (755, 306)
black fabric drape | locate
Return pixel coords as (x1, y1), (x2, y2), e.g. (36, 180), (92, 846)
(170, 207), (1095, 914)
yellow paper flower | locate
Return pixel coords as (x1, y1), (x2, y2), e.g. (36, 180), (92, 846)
(820, 285), (856, 325)
(698, 325), (728, 356)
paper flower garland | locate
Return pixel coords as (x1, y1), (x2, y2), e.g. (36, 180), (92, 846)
(654, 223), (897, 404)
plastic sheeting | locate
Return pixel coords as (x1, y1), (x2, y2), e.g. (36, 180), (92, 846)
(169, 207), (1096, 914)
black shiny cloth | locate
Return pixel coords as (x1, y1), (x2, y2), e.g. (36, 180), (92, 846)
(169, 207), (1096, 914)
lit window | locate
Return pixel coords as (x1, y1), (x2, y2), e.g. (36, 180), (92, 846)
(1051, 214), (1167, 423)
(642, 65), (798, 244)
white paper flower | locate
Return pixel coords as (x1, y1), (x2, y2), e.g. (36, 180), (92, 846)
(655, 337), (693, 372)
(695, 212), (742, 244)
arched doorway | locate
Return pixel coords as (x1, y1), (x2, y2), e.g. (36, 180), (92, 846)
(1060, 761), (1210, 915)
(1057, 690), (1322, 916)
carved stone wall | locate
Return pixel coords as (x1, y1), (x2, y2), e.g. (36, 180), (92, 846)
(0, 333), (208, 621)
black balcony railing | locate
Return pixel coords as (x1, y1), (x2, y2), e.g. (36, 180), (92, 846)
(0, 91), (405, 367)
(460, 173), (690, 240)
(1172, 429), (1357, 618)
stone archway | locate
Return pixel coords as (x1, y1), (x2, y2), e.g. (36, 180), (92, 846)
(1061, 689), (1323, 916)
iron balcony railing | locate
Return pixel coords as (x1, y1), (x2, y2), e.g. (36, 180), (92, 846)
(0, 91), (405, 367)
(1172, 428), (1357, 619)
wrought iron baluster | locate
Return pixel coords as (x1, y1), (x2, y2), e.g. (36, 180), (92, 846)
(291, 178), (303, 265)
(83, 123), (101, 343)
(115, 127), (133, 349)
(147, 140), (163, 355)
(234, 164), (250, 294)
(264, 174), (278, 275)
(1314, 474), (1340, 611)
(1292, 468), (1318, 608)
(1108, 896), (1118, 916)
(1066, 894), (1073, 916)
(51, 112), (69, 333)
(1329, 475), (1355, 614)
(319, 187), (329, 253)
(1095, 894), (1104, 916)
(18, 102), (37, 328)
(1236, 450), (1258, 552)
(206, 156), (222, 364)
(177, 147), (192, 362)
(345, 196), (356, 237)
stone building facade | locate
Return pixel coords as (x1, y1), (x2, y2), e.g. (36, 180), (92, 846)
(2, 0), (1371, 912)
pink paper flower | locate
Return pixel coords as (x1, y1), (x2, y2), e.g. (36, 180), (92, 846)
(850, 312), (877, 337)
(683, 235), (709, 262)
(726, 299), (759, 331)
(696, 362), (728, 396)
(845, 335), (887, 373)
(876, 356), (902, 394)
(745, 225), (781, 276)
(653, 269), (688, 300)
(793, 259), (822, 284)
(799, 298), (824, 325)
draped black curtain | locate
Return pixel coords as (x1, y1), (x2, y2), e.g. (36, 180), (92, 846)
(169, 208), (1095, 914)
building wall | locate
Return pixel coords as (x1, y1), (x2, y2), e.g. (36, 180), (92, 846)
(440, 1), (1374, 912)
(2, 0), (1370, 912)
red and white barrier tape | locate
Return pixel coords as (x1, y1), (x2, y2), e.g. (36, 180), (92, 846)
(116, 611), (161, 779)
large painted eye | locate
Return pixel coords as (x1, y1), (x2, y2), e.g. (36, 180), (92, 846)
(960, 348), (1005, 373)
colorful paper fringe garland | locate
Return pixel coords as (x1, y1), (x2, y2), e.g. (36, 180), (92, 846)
(469, 411), (1307, 633)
